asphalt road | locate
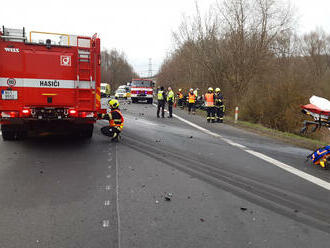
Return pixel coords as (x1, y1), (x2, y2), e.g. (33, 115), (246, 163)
(0, 99), (329, 248)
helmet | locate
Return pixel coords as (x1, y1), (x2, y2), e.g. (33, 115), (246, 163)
(208, 87), (213, 92)
(190, 88), (193, 92)
(215, 88), (221, 92)
(108, 99), (119, 109)
(179, 88), (182, 92)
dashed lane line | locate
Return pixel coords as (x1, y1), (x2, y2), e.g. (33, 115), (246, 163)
(115, 145), (122, 248)
(152, 104), (330, 191)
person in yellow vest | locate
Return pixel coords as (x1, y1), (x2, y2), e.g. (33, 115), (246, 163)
(157, 86), (166, 118)
(214, 88), (224, 123)
(167, 87), (175, 118)
(194, 88), (199, 98)
(177, 88), (184, 109)
(187, 88), (197, 114)
(205, 87), (215, 123)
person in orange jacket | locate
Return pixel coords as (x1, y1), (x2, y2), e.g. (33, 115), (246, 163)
(187, 88), (196, 114)
(177, 88), (184, 109)
(205, 87), (215, 123)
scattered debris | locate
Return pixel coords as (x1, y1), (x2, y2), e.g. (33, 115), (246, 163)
(187, 196), (191, 199)
(141, 184), (146, 188)
(164, 192), (173, 201)
(40, 170), (43, 174)
(155, 140), (161, 143)
(155, 200), (159, 204)
(189, 136), (193, 139)
(240, 207), (247, 211)
(200, 218), (205, 222)
(294, 209), (299, 213)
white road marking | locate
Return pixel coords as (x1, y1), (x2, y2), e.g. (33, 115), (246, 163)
(108, 166), (112, 169)
(107, 174), (111, 179)
(102, 220), (110, 228)
(104, 200), (111, 206)
(115, 145), (122, 248)
(152, 104), (330, 191)
(105, 185), (111, 191)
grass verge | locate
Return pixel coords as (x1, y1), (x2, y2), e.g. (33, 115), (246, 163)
(193, 108), (327, 150)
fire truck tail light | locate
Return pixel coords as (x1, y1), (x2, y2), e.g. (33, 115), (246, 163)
(79, 112), (94, 118)
(69, 109), (78, 117)
(21, 109), (31, 115)
(1, 111), (18, 118)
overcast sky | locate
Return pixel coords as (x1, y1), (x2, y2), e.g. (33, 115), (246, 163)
(2, 0), (330, 77)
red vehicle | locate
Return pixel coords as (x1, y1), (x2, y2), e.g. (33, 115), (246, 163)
(130, 78), (155, 104)
(0, 27), (104, 140)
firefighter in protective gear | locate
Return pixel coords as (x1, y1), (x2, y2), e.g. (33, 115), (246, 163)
(187, 88), (196, 114)
(167, 87), (175, 118)
(99, 99), (124, 141)
(215, 88), (224, 123)
(157, 86), (166, 118)
(205, 87), (215, 123)
(177, 88), (184, 109)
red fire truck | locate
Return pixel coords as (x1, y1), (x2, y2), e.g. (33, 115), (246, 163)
(130, 78), (155, 104)
(0, 27), (105, 140)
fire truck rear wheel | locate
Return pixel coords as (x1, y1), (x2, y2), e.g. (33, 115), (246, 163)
(2, 130), (15, 141)
(1, 125), (26, 141)
(79, 124), (94, 139)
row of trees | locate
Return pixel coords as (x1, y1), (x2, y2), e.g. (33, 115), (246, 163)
(157, 0), (330, 141)
(101, 49), (138, 89)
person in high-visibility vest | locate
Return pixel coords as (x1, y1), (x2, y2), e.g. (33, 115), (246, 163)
(214, 88), (224, 123)
(194, 88), (199, 98)
(187, 88), (196, 114)
(177, 88), (184, 109)
(157, 86), (166, 118)
(167, 87), (175, 118)
(205, 87), (215, 123)
(99, 99), (124, 142)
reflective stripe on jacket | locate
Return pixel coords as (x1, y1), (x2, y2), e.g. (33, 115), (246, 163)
(158, 91), (164, 100)
(205, 93), (214, 107)
(188, 92), (196, 103)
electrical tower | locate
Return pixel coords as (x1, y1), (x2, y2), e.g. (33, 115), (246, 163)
(148, 58), (152, 78)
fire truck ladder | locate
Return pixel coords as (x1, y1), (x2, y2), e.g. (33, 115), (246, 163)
(76, 36), (93, 107)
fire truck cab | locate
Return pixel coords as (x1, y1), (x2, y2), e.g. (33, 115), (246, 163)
(130, 79), (154, 104)
(0, 26), (104, 140)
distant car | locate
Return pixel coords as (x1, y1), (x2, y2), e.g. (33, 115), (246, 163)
(118, 85), (131, 98)
(115, 89), (128, 99)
